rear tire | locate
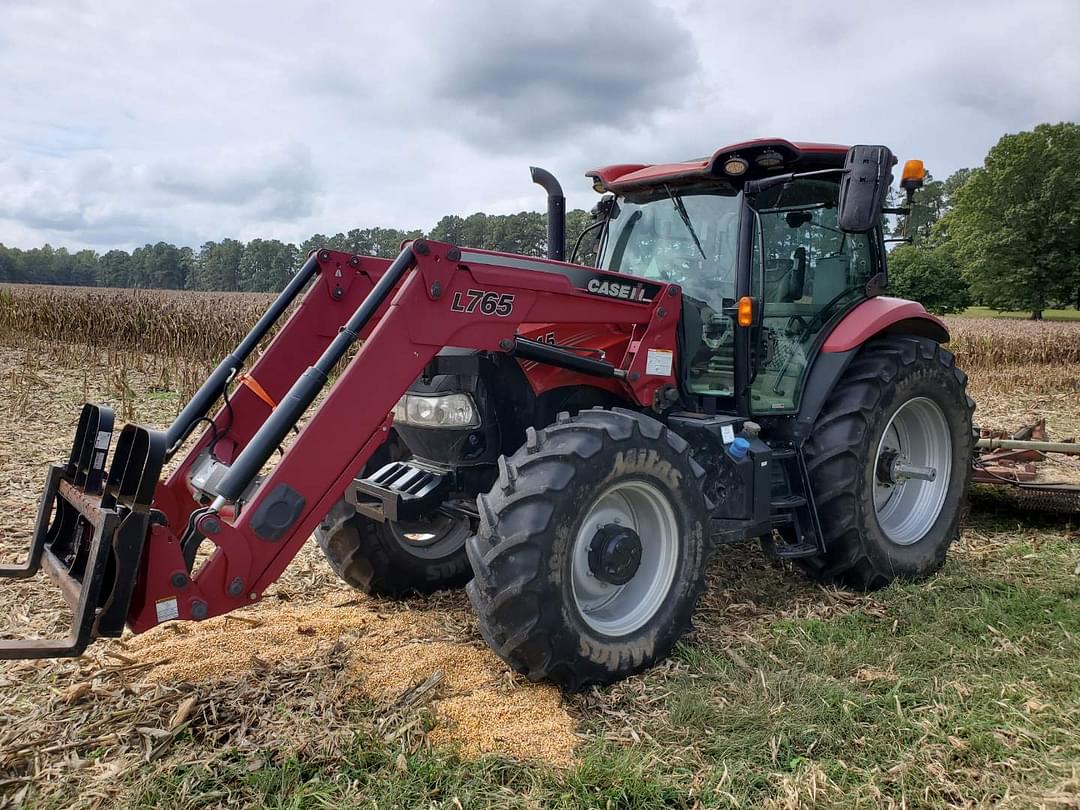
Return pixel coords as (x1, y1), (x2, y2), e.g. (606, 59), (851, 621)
(800, 336), (975, 589)
(466, 408), (709, 691)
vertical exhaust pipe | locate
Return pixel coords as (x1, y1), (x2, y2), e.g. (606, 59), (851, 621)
(530, 166), (565, 261)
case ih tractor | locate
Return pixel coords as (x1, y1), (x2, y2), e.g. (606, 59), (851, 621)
(1, 139), (974, 690)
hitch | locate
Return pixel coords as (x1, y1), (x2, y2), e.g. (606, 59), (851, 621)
(0, 404), (165, 659)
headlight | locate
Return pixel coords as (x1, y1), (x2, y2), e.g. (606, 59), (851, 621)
(393, 393), (480, 428)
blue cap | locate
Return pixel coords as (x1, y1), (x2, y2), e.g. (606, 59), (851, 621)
(727, 436), (751, 460)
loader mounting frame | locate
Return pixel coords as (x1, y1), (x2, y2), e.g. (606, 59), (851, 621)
(1, 241), (680, 655)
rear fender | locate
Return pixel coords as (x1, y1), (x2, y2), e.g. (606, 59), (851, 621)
(821, 297), (948, 352)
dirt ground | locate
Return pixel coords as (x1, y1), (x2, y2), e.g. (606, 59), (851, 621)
(0, 343), (1077, 807)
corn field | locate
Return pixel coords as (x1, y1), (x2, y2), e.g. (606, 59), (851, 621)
(3, 283), (1080, 372)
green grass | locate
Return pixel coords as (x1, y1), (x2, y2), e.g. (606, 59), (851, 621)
(21, 513), (1080, 809)
(957, 305), (1080, 320)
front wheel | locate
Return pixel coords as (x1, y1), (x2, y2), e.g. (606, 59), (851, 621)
(801, 336), (975, 589)
(315, 508), (472, 598)
(466, 408), (710, 691)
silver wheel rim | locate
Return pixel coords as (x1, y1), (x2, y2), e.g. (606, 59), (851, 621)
(570, 479), (679, 637)
(388, 514), (469, 559)
(873, 397), (952, 546)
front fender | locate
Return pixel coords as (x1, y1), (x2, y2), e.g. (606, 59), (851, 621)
(821, 297), (948, 353)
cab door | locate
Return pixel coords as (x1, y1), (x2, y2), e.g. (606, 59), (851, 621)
(748, 178), (877, 414)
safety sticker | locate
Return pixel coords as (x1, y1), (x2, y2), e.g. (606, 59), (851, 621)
(720, 424), (735, 444)
(155, 596), (179, 623)
(645, 348), (673, 376)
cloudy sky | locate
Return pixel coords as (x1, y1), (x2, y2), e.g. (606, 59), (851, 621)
(1, 0), (1077, 251)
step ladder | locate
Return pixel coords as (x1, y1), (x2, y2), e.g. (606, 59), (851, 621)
(761, 446), (824, 560)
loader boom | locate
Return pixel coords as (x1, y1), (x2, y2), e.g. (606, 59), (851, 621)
(1, 240), (681, 654)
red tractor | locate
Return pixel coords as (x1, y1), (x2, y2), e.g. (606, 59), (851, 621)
(1, 139), (974, 690)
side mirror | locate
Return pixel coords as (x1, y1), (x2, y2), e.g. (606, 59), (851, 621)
(837, 145), (895, 233)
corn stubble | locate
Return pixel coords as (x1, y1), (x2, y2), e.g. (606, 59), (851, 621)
(1, 288), (1079, 804)
(4, 283), (1080, 372)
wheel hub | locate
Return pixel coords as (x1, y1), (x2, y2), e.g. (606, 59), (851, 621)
(588, 523), (642, 586)
(877, 448), (937, 486)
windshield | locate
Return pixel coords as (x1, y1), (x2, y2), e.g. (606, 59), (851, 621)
(598, 184), (742, 309)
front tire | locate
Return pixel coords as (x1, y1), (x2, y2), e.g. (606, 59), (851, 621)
(314, 433), (472, 598)
(466, 408), (709, 691)
(801, 336), (975, 589)
(315, 509), (472, 598)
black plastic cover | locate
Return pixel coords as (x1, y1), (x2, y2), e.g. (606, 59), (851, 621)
(250, 484), (306, 542)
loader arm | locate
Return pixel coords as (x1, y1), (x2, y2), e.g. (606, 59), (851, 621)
(1, 240), (681, 657)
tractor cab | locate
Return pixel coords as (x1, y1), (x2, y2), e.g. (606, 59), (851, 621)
(590, 140), (892, 416)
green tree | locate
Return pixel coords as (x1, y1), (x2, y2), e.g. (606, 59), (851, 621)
(886, 245), (970, 314)
(0, 245), (17, 282)
(98, 249), (132, 287)
(567, 208), (600, 264)
(190, 239), (243, 291)
(429, 215), (466, 246)
(946, 122), (1080, 319)
(141, 242), (188, 289)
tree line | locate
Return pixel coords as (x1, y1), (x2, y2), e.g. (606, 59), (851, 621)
(0, 211), (597, 293)
(2, 123), (1077, 318)
(885, 122), (1080, 318)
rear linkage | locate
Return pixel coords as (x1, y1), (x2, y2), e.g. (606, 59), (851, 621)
(0, 240), (677, 659)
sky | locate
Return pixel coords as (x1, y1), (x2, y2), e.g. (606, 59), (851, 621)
(1, 0), (1077, 251)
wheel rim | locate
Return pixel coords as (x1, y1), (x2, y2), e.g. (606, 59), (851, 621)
(388, 513), (470, 559)
(873, 397), (953, 546)
(570, 480), (679, 637)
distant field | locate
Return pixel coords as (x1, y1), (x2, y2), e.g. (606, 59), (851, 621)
(958, 306), (1080, 321)
(4, 283), (1080, 377)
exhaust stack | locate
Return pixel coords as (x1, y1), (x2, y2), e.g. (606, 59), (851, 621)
(530, 166), (566, 261)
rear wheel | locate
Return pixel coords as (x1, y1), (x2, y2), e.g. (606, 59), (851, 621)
(466, 408), (709, 691)
(801, 336), (974, 589)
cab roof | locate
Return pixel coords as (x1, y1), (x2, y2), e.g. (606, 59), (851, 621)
(586, 138), (849, 192)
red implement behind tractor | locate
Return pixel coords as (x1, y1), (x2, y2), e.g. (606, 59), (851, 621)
(1, 139), (977, 689)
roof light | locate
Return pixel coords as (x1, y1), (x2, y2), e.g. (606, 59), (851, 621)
(722, 156), (750, 176)
(900, 159), (925, 191)
(592, 177), (605, 193)
(755, 149), (784, 169)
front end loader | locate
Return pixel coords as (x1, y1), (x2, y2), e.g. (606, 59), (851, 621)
(1, 139), (976, 690)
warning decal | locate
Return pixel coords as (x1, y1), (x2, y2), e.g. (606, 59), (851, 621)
(645, 348), (674, 376)
(155, 597), (180, 624)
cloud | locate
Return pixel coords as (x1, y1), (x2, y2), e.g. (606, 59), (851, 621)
(148, 142), (318, 218)
(421, 0), (699, 149)
(0, 0), (1077, 251)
